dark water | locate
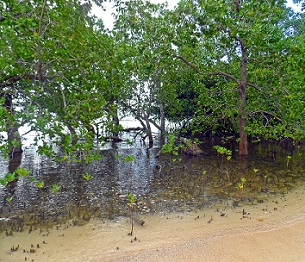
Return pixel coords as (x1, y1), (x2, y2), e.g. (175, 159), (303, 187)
(1, 136), (305, 233)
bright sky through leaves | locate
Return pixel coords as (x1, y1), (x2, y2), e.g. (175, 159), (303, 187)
(94, 0), (301, 30)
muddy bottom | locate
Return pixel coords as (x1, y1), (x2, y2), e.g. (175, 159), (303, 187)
(1, 186), (305, 262)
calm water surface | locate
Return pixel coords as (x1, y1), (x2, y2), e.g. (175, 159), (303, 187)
(1, 136), (305, 233)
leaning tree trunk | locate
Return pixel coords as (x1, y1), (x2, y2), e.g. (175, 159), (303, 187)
(3, 93), (23, 155)
(67, 122), (78, 145)
(238, 40), (248, 156)
(6, 125), (23, 155)
(144, 115), (153, 148)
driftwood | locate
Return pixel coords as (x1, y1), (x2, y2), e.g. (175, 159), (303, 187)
(181, 138), (203, 156)
(123, 127), (144, 132)
(99, 127), (144, 143)
(102, 136), (123, 142)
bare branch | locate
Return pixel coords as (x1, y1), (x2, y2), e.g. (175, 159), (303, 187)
(148, 117), (161, 131)
(37, 0), (48, 81)
(20, 128), (35, 137)
(172, 54), (203, 75)
(207, 71), (240, 85)
(251, 110), (282, 122)
(172, 53), (273, 96)
(172, 53), (240, 85)
(246, 82), (263, 92)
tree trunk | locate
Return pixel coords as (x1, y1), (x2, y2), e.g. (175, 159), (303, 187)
(239, 40), (248, 156)
(159, 101), (166, 147)
(7, 125), (23, 154)
(3, 93), (23, 155)
(144, 116), (153, 148)
(107, 100), (120, 137)
(67, 122), (78, 145)
(153, 71), (166, 147)
(112, 109), (120, 137)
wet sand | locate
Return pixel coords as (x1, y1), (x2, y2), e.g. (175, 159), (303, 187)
(1, 186), (305, 262)
(110, 213), (305, 262)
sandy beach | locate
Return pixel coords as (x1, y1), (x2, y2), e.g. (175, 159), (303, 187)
(1, 186), (305, 262)
(110, 215), (305, 262)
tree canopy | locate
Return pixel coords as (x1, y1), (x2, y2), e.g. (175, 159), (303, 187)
(1, 0), (304, 160)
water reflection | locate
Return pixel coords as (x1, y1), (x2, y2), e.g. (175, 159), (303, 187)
(1, 138), (305, 233)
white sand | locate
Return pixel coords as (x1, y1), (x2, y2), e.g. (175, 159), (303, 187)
(1, 186), (305, 262)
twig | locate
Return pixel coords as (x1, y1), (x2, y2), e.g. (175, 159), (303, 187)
(37, 0), (47, 81)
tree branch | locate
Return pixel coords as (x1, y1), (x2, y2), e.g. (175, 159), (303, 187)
(207, 71), (240, 85)
(172, 54), (203, 75)
(173, 53), (241, 85)
(251, 110), (282, 122)
(0, 12), (26, 23)
(172, 53), (273, 94)
(37, 0), (47, 81)
(0, 74), (38, 88)
(247, 82), (263, 93)
(147, 115), (162, 131)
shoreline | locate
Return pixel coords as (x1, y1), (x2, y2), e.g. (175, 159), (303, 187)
(110, 218), (305, 262)
(1, 186), (305, 262)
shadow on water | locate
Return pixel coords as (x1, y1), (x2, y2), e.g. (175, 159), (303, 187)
(1, 137), (305, 234)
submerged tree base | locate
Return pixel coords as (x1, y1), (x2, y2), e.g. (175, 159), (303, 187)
(181, 138), (203, 156)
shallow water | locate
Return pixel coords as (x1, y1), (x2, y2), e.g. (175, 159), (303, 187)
(1, 138), (305, 260)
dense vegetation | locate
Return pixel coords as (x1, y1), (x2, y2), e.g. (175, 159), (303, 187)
(1, 0), (304, 160)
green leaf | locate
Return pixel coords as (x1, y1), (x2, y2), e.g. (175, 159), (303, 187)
(15, 168), (30, 177)
(5, 173), (16, 183)
(6, 196), (13, 203)
(0, 178), (8, 186)
(83, 172), (92, 181)
(51, 184), (61, 193)
(123, 155), (135, 162)
(36, 181), (44, 189)
(128, 192), (135, 203)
